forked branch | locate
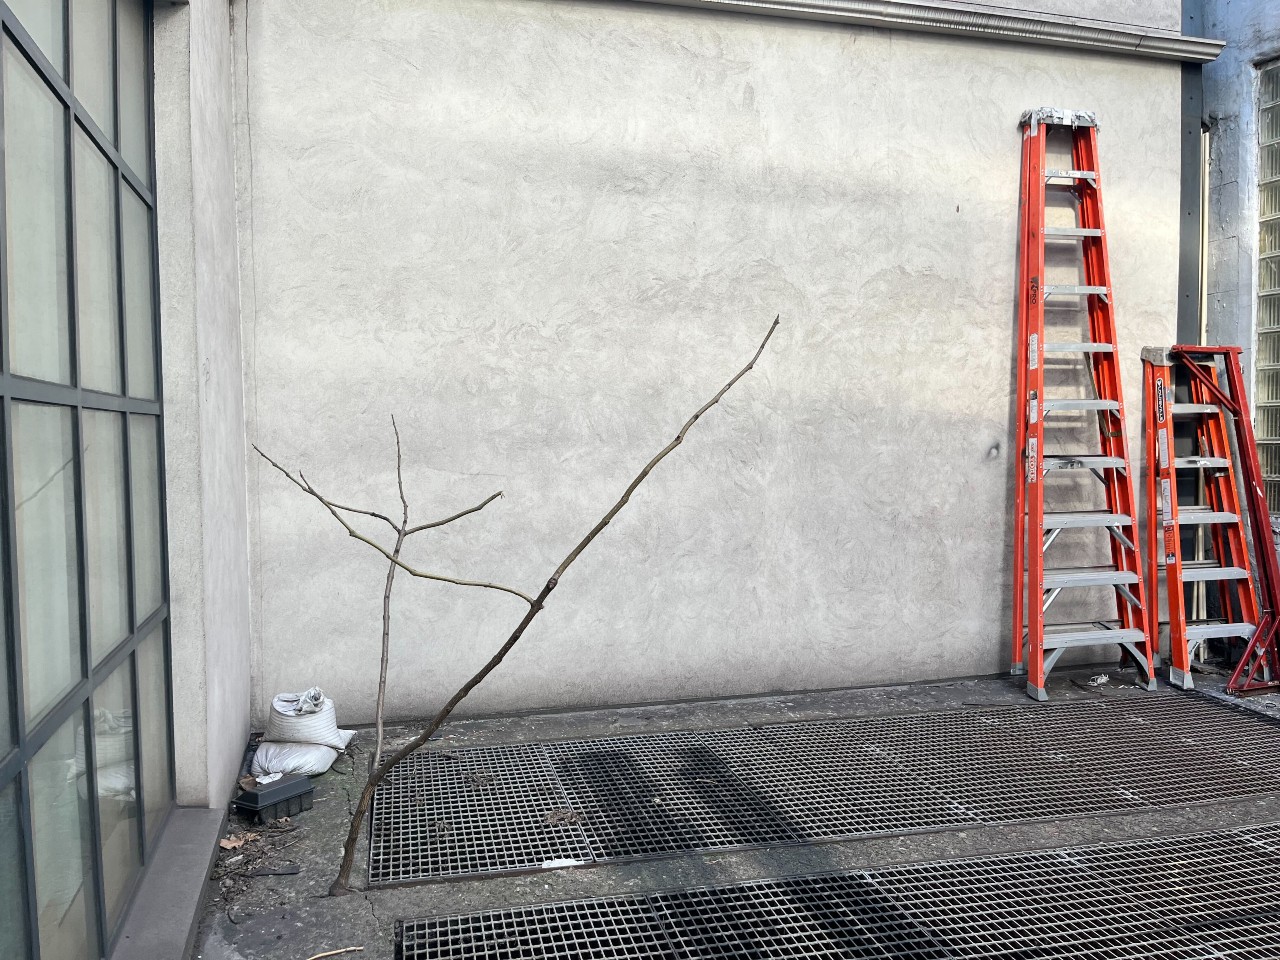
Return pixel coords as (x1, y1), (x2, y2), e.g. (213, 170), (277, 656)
(325, 315), (780, 895)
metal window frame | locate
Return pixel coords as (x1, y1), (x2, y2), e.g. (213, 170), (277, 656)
(1255, 59), (1280, 510)
(0, 1), (173, 958)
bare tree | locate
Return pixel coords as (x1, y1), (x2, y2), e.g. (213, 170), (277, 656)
(258, 316), (779, 895)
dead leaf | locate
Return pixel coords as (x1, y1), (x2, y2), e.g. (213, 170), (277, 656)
(219, 832), (260, 850)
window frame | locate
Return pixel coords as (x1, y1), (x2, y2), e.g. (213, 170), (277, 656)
(0, 1), (173, 957)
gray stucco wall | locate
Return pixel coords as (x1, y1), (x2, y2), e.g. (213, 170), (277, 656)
(1203, 0), (1280, 389)
(237, 0), (1183, 726)
(154, 0), (251, 806)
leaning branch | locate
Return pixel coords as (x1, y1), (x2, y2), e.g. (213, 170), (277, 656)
(327, 315), (779, 895)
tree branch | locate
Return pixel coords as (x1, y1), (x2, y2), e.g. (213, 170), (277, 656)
(327, 315), (780, 895)
(254, 446), (535, 606)
(404, 491), (503, 536)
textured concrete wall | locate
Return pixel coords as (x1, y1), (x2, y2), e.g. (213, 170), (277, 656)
(154, 0), (251, 806)
(1203, 0), (1280, 390)
(238, 0), (1183, 725)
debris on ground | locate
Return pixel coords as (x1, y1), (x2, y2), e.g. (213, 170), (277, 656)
(218, 831), (260, 850)
(543, 808), (581, 825)
(1087, 674), (1109, 686)
(210, 817), (302, 903)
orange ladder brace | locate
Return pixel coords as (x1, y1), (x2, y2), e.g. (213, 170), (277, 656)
(1011, 108), (1156, 700)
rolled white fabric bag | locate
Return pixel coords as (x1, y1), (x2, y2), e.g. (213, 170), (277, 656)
(265, 687), (355, 751)
(252, 741), (339, 777)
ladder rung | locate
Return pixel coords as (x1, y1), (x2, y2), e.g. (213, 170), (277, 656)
(1043, 285), (1108, 297)
(1172, 403), (1219, 415)
(1174, 456), (1231, 470)
(1045, 169), (1097, 181)
(1179, 562), (1250, 583)
(1043, 455), (1125, 472)
(1175, 506), (1240, 526)
(1186, 621), (1257, 642)
(1042, 623), (1146, 650)
(1045, 342), (1114, 354)
(1042, 398), (1119, 413)
(1044, 227), (1104, 238)
(1042, 566), (1139, 589)
(1043, 511), (1132, 529)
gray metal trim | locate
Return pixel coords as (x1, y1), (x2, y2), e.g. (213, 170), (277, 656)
(623, 0), (1224, 63)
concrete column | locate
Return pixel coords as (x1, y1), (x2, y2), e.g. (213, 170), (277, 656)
(153, 0), (252, 807)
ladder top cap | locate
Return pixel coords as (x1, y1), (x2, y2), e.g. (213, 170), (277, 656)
(1021, 107), (1098, 129)
(1141, 346), (1173, 364)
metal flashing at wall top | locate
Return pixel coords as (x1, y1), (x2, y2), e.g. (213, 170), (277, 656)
(623, 0), (1224, 62)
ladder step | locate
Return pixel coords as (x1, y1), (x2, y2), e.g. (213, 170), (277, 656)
(1043, 455), (1125, 472)
(1179, 561), (1250, 583)
(1175, 506), (1240, 525)
(1042, 623), (1146, 650)
(1043, 511), (1132, 529)
(1172, 403), (1219, 415)
(1043, 285), (1108, 297)
(1042, 566), (1139, 589)
(1044, 227), (1104, 238)
(1044, 169), (1097, 181)
(1174, 456), (1231, 470)
(1186, 621), (1257, 642)
(1045, 342), (1114, 354)
(1042, 398), (1119, 413)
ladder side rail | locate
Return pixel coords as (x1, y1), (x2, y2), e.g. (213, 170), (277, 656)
(1142, 358), (1164, 665)
(1012, 123), (1034, 674)
(1025, 121), (1050, 698)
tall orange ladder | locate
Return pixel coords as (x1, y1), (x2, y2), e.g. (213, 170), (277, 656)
(1011, 108), (1157, 701)
(1142, 347), (1279, 692)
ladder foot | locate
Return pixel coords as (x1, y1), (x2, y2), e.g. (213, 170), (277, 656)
(1026, 682), (1049, 702)
(1169, 667), (1195, 690)
(1010, 663), (1027, 676)
(1138, 675), (1158, 692)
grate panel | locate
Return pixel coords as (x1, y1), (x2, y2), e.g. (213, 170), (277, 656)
(649, 874), (950, 959)
(546, 732), (799, 860)
(697, 726), (978, 840)
(372, 693), (1280, 883)
(370, 743), (593, 883)
(397, 895), (671, 960)
(396, 823), (1280, 959)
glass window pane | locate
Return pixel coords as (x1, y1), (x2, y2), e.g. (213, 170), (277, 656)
(94, 660), (140, 928)
(14, 404), (81, 723)
(7, 0), (64, 76)
(130, 416), (162, 623)
(71, 0), (113, 138)
(4, 39), (72, 384)
(74, 130), (122, 393)
(137, 626), (170, 845)
(122, 187), (156, 399)
(118, 0), (149, 182)
(83, 411), (129, 661)
(31, 711), (99, 960)
(0, 780), (31, 957)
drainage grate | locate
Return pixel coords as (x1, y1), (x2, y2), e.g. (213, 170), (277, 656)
(370, 744), (593, 882)
(371, 692), (1280, 883)
(396, 823), (1280, 959)
(397, 895), (671, 959)
(546, 732), (800, 861)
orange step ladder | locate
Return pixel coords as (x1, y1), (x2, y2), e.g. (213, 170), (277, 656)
(1011, 108), (1156, 701)
(1142, 346), (1280, 693)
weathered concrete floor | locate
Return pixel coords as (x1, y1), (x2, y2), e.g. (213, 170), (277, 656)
(193, 669), (1280, 960)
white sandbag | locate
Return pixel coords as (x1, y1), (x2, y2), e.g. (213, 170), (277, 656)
(252, 740), (339, 777)
(265, 687), (355, 751)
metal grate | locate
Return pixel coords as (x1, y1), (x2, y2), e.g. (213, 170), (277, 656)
(397, 895), (672, 959)
(396, 823), (1280, 959)
(371, 692), (1280, 884)
(370, 744), (594, 882)
(546, 732), (800, 861)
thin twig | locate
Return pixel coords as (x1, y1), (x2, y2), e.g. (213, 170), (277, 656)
(304, 948), (364, 960)
(323, 501), (398, 532)
(327, 315), (779, 895)
(254, 447), (532, 605)
(405, 491), (503, 535)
